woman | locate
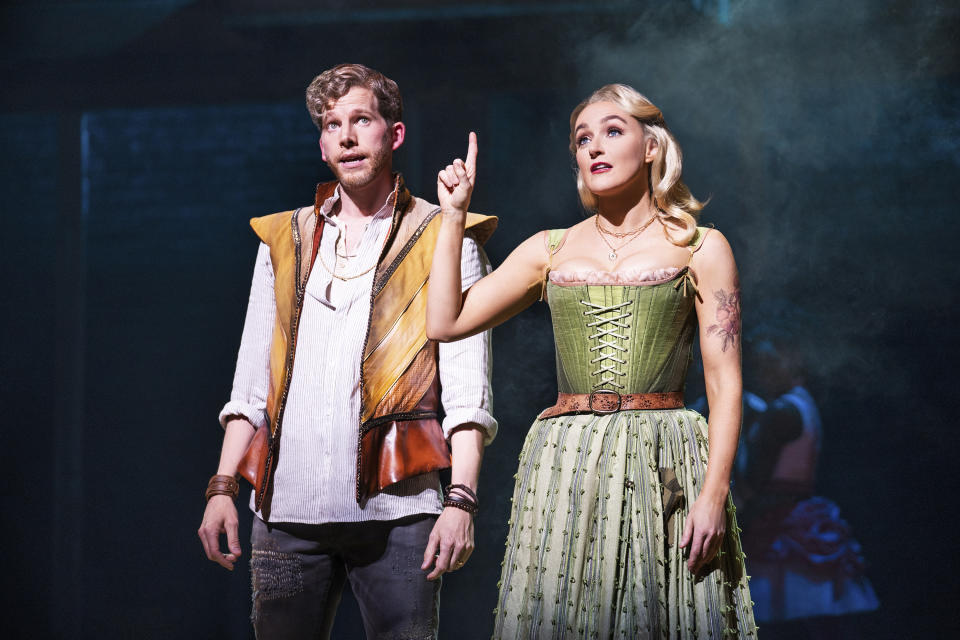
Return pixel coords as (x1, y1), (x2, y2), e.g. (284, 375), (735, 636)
(428, 84), (757, 638)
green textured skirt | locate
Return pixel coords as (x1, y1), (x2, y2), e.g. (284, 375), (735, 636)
(492, 408), (757, 639)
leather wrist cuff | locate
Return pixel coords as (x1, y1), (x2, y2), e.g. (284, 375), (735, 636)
(205, 474), (239, 502)
(443, 483), (479, 515)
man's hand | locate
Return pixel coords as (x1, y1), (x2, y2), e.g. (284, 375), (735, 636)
(437, 132), (478, 214)
(198, 495), (243, 570)
(420, 507), (475, 580)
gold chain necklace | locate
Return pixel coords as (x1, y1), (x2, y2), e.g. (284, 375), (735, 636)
(594, 213), (657, 261)
(318, 217), (384, 281)
(317, 247), (378, 281)
(595, 214), (656, 238)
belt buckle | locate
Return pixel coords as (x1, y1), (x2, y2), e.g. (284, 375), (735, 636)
(588, 389), (622, 414)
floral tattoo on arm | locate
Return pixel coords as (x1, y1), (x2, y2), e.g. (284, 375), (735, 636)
(707, 278), (741, 353)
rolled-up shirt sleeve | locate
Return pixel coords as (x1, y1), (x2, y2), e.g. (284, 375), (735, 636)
(438, 233), (498, 444)
(218, 242), (274, 430)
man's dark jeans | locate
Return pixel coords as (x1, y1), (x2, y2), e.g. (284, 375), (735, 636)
(250, 514), (440, 639)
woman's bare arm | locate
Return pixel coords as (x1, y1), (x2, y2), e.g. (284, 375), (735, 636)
(428, 133), (547, 341)
(679, 230), (743, 573)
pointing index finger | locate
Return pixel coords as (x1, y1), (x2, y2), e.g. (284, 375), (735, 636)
(465, 131), (478, 176)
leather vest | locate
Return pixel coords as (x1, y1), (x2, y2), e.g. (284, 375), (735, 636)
(243, 176), (496, 509)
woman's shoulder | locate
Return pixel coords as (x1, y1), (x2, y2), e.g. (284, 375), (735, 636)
(689, 225), (730, 252)
(542, 228), (570, 254)
(689, 225), (735, 270)
(541, 218), (593, 253)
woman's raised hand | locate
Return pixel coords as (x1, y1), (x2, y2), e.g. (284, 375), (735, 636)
(437, 132), (478, 214)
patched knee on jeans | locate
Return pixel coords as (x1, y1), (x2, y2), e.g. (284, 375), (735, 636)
(251, 549), (304, 601)
(392, 546), (423, 577)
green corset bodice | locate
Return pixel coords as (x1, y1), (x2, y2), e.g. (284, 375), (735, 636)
(546, 269), (699, 395)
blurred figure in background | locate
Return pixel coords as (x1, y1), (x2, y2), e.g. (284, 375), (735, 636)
(737, 326), (879, 637)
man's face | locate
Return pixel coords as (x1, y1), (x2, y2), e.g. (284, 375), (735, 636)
(319, 86), (403, 190)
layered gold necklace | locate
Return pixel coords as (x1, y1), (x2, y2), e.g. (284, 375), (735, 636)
(594, 212), (657, 261)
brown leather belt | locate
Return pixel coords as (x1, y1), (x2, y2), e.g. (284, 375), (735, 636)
(538, 390), (685, 419)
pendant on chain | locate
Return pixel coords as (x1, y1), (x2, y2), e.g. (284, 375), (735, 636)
(608, 251), (617, 261)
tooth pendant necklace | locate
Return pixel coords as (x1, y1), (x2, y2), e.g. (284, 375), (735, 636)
(595, 213), (657, 261)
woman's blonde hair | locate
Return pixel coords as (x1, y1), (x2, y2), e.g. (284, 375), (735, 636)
(569, 84), (703, 246)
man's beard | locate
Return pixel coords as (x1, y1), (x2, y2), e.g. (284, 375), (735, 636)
(328, 134), (392, 190)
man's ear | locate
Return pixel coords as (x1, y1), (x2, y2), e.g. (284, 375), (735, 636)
(319, 137), (327, 162)
(391, 121), (406, 151)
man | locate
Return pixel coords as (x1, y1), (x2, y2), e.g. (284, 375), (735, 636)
(198, 63), (497, 639)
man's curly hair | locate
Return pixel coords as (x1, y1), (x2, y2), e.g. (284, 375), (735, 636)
(306, 63), (402, 130)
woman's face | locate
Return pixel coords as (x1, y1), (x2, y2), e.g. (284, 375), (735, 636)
(573, 100), (656, 200)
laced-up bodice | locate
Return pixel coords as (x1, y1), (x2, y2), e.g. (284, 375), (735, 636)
(541, 226), (711, 396)
(546, 275), (698, 395)
(581, 299), (633, 389)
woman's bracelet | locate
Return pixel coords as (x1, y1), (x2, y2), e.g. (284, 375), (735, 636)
(205, 474), (239, 502)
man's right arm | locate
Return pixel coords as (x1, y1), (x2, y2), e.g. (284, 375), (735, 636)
(198, 419), (256, 570)
(198, 242), (275, 570)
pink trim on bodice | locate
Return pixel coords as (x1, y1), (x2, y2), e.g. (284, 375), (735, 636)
(548, 266), (682, 286)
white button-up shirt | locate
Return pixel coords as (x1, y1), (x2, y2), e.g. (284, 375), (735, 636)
(220, 188), (496, 523)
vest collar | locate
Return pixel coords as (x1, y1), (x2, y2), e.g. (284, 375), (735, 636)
(313, 173), (412, 226)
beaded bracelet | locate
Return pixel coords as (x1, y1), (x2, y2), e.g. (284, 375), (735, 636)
(443, 496), (479, 515)
(443, 483), (479, 515)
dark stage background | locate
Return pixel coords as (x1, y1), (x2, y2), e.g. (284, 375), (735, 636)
(2, 1), (958, 638)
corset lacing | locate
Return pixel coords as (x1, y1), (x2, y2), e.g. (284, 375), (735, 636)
(581, 299), (632, 390)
